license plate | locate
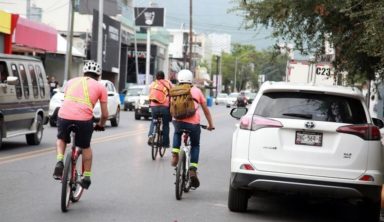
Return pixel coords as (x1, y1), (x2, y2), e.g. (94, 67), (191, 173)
(149, 108), (151, 113)
(295, 131), (322, 146)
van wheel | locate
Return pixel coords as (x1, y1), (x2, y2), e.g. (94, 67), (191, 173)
(26, 116), (43, 145)
(111, 108), (120, 127)
(228, 184), (249, 212)
(134, 112), (140, 120)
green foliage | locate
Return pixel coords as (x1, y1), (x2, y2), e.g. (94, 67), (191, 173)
(211, 43), (286, 92)
(232, 0), (384, 82)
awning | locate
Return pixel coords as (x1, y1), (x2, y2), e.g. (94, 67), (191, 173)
(0, 9), (11, 34)
(13, 17), (57, 52)
(56, 34), (85, 57)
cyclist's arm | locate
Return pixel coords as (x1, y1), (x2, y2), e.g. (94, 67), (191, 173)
(98, 101), (108, 127)
(201, 101), (214, 130)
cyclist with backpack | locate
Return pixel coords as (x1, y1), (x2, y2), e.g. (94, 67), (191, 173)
(169, 69), (214, 188)
(147, 71), (173, 148)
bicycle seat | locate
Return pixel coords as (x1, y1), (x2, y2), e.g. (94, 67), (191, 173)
(67, 124), (80, 133)
(181, 129), (191, 134)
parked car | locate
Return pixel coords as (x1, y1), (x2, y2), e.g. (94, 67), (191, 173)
(215, 93), (229, 105)
(134, 85), (151, 120)
(228, 81), (383, 221)
(49, 79), (121, 127)
(0, 54), (50, 149)
(226, 92), (239, 108)
(123, 85), (145, 111)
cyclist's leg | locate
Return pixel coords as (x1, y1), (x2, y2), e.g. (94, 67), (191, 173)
(74, 119), (94, 189)
(187, 123), (201, 188)
(160, 106), (171, 148)
(171, 121), (183, 166)
(148, 107), (159, 145)
(53, 118), (71, 179)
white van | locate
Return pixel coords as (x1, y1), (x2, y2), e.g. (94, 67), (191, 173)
(0, 54), (50, 149)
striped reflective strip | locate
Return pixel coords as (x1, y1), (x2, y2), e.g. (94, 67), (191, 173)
(190, 162), (198, 168)
(56, 154), (64, 161)
(64, 77), (92, 108)
(172, 148), (180, 153)
(84, 171), (92, 177)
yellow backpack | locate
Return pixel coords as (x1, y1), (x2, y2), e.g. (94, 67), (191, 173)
(169, 84), (197, 119)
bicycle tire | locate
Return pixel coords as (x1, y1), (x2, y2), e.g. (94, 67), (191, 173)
(61, 152), (72, 212)
(71, 150), (84, 202)
(151, 135), (159, 160)
(175, 150), (186, 200)
(159, 127), (166, 157)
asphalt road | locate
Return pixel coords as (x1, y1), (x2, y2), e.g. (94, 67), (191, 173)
(0, 105), (368, 222)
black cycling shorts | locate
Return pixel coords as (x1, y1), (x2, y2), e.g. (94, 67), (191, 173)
(57, 117), (94, 149)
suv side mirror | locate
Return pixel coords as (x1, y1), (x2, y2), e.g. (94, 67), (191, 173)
(6, 76), (18, 85)
(372, 118), (384, 129)
(230, 107), (247, 119)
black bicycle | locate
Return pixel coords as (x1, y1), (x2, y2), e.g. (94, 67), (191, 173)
(175, 125), (212, 200)
(61, 125), (84, 212)
(151, 115), (166, 160)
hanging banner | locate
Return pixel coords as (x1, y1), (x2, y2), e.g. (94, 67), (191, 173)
(134, 7), (165, 27)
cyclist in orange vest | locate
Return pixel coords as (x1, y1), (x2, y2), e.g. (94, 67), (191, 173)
(148, 71), (173, 148)
(52, 61), (108, 189)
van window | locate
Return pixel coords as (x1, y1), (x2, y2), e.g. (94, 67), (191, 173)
(0, 61), (9, 83)
(29, 65), (39, 98)
(11, 64), (23, 99)
(35, 65), (45, 98)
(19, 64), (30, 99)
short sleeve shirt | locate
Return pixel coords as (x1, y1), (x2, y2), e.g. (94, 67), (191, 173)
(58, 77), (108, 121)
(149, 79), (173, 107)
(179, 86), (206, 125)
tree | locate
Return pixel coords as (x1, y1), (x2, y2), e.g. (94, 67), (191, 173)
(231, 0), (384, 83)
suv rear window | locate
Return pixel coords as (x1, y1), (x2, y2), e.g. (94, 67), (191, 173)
(254, 92), (367, 124)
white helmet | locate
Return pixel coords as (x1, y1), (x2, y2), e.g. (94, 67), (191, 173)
(83, 60), (101, 75)
(177, 69), (193, 84)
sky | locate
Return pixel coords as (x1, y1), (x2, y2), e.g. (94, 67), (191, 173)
(135, 0), (276, 51)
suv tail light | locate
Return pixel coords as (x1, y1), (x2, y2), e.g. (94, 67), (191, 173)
(240, 115), (283, 131)
(336, 124), (381, 141)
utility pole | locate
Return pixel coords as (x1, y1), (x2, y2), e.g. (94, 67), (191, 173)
(97, 0), (104, 76)
(26, 0), (31, 19)
(189, 0), (193, 72)
(64, 0), (75, 81)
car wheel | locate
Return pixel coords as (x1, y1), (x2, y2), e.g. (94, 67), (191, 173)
(49, 107), (59, 127)
(123, 105), (127, 111)
(26, 115), (43, 145)
(134, 111), (140, 120)
(228, 184), (249, 212)
(358, 198), (380, 222)
(110, 107), (120, 127)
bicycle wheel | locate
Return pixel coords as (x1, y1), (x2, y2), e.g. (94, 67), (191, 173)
(61, 152), (72, 212)
(159, 127), (166, 157)
(175, 150), (186, 200)
(151, 133), (159, 160)
(151, 122), (159, 160)
(71, 150), (84, 202)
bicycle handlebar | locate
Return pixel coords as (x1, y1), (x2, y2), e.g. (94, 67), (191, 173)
(200, 125), (215, 130)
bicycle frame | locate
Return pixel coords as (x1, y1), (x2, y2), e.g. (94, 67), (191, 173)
(61, 128), (84, 212)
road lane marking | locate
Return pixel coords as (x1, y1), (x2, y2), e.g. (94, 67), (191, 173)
(0, 129), (147, 165)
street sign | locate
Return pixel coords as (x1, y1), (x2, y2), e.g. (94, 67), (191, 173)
(134, 7), (165, 27)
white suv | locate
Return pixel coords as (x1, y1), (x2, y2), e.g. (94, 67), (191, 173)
(229, 81), (384, 221)
(49, 79), (121, 127)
